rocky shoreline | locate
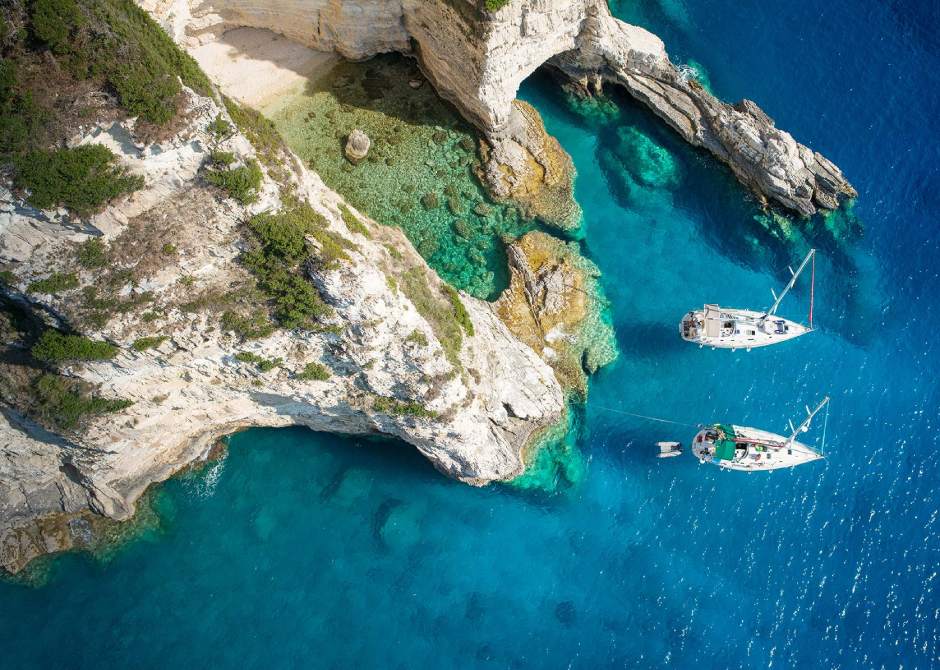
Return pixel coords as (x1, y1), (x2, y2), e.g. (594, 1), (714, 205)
(1, 0), (854, 574)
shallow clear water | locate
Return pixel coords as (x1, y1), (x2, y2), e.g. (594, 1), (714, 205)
(4, 1), (940, 667)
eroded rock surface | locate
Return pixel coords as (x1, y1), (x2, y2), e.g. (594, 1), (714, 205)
(495, 231), (616, 397)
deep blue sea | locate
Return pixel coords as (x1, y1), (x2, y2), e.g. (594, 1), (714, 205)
(3, 1), (939, 667)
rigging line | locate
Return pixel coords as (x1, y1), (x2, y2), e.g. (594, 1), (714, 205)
(560, 282), (611, 307)
(591, 404), (699, 428)
(820, 398), (829, 456)
(809, 252), (815, 328)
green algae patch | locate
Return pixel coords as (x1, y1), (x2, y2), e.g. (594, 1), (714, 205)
(597, 125), (682, 208)
(269, 54), (536, 300)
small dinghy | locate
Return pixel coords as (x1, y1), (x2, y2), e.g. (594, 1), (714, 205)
(680, 249), (816, 351)
(656, 441), (682, 458)
(691, 397), (829, 471)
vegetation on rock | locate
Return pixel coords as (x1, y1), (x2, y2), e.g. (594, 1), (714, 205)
(31, 373), (132, 430)
(234, 351), (282, 372)
(398, 267), (467, 369)
(27, 272), (78, 295)
(25, 0), (210, 124)
(241, 205), (356, 329)
(296, 362), (331, 381)
(14, 145), (143, 215)
(131, 335), (166, 352)
(373, 395), (437, 419)
(31, 330), (118, 363)
(205, 158), (263, 205)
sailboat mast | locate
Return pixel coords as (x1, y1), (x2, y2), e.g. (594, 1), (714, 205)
(765, 248), (816, 318)
(787, 396), (830, 444)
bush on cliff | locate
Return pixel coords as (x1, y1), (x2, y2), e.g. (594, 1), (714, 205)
(205, 158), (263, 205)
(241, 205), (358, 329)
(14, 144), (143, 215)
(25, 0), (210, 124)
(32, 373), (132, 430)
(31, 330), (118, 363)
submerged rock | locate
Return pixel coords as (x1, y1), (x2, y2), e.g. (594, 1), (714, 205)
(344, 129), (371, 164)
(598, 126), (681, 205)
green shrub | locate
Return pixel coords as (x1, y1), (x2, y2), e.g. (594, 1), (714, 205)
(32, 330), (118, 362)
(296, 362), (330, 381)
(405, 329), (429, 347)
(76, 237), (107, 268)
(208, 114), (232, 140)
(205, 158), (263, 205)
(241, 205), (358, 330)
(28, 272), (79, 294)
(30, 0), (85, 55)
(209, 149), (235, 166)
(32, 373), (132, 430)
(339, 203), (371, 238)
(444, 285), (474, 336)
(0, 57), (49, 157)
(26, 0), (210, 124)
(14, 145), (143, 216)
(234, 351), (281, 372)
(222, 96), (284, 170)
(161, 242), (176, 255)
(221, 310), (275, 340)
(0, 270), (16, 286)
(373, 395), (437, 419)
(484, 0), (510, 10)
(111, 61), (180, 125)
(131, 335), (166, 351)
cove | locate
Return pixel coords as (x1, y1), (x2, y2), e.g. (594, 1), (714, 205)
(3, 0), (940, 667)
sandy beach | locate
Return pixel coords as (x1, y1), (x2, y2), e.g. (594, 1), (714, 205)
(190, 27), (337, 115)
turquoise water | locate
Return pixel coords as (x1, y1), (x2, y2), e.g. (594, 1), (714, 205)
(4, 1), (940, 667)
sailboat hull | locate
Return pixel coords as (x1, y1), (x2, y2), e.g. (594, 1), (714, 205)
(680, 306), (810, 349)
(691, 425), (823, 471)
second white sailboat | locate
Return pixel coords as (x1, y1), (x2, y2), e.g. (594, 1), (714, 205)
(680, 248), (817, 351)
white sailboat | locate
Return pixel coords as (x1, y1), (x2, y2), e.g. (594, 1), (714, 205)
(680, 249), (817, 350)
(691, 397), (830, 471)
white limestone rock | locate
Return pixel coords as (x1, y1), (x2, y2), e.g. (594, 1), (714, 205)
(0, 86), (564, 574)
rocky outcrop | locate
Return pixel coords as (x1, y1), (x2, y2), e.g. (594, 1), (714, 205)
(495, 231), (616, 397)
(554, 12), (857, 215)
(477, 101), (580, 230)
(144, 0), (854, 217)
(0, 86), (564, 573)
(344, 128), (370, 164)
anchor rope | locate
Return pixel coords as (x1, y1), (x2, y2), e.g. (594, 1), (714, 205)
(591, 405), (699, 428)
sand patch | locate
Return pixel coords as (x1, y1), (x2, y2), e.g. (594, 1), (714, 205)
(189, 27), (337, 114)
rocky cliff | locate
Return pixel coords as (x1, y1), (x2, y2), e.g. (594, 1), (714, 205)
(0, 83), (566, 573)
(149, 0), (855, 217)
